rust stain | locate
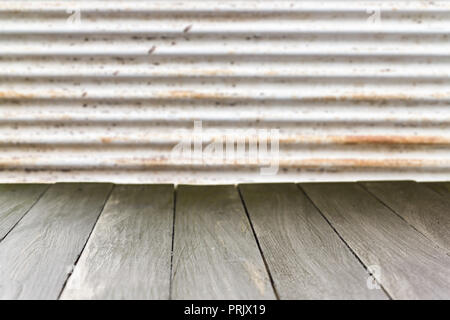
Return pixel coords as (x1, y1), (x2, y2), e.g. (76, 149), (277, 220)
(103, 157), (441, 169)
(281, 158), (430, 168)
(330, 135), (448, 145)
(279, 135), (450, 145)
(431, 93), (450, 99)
(0, 91), (35, 99)
(161, 90), (227, 100)
(0, 89), (66, 99)
(0, 157), (445, 173)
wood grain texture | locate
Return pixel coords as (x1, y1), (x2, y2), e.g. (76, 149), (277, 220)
(421, 182), (450, 197)
(60, 185), (174, 300)
(172, 185), (275, 300)
(0, 184), (49, 240)
(361, 181), (450, 253)
(301, 182), (450, 300)
(0, 183), (113, 300)
(239, 183), (387, 300)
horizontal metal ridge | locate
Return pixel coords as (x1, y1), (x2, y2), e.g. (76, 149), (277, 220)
(1, 1), (448, 12)
(0, 0), (449, 183)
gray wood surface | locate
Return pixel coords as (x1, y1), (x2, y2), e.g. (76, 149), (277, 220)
(0, 183), (113, 299)
(171, 185), (276, 300)
(239, 183), (387, 300)
(0, 184), (49, 241)
(421, 182), (450, 197)
(301, 182), (450, 300)
(60, 185), (174, 300)
(361, 181), (450, 253)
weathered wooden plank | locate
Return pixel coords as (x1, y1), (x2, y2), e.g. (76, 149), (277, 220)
(0, 183), (113, 300)
(239, 183), (387, 300)
(0, 184), (49, 240)
(421, 182), (450, 198)
(361, 181), (450, 253)
(60, 185), (174, 300)
(301, 182), (450, 300)
(172, 185), (275, 300)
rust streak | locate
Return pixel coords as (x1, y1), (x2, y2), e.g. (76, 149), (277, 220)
(0, 91), (35, 99)
(105, 158), (440, 168)
(279, 135), (450, 145)
(330, 135), (448, 145)
(283, 158), (430, 168)
(100, 137), (112, 144)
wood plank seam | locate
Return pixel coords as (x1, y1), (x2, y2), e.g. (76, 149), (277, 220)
(60, 185), (174, 299)
(421, 183), (446, 197)
(301, 182), (450, 299)
(358, 182), (449, 255)
(0, 184), (51, 242)
(296, 184), (393, 300)
(57, 184), (116, 299)
(420, 182), (450, 197)
(171, 185), (275, 299)
(237, 185), (280, 300)
(419, 183), (450, 256)
(169, 186), (177, 300)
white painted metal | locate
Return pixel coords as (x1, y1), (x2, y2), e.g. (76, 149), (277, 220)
(0, 0), (449, 183)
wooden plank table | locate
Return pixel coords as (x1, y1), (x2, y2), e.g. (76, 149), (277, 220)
(60, 185), (174, 300)
(301, 182), (450, 300)
(0, 183), (113, 299)
(0, 184), (49, 240)
(0, 182), (449, 299)
(240, 183), (387, 300)
(171, 185), (275, 300)
(361, 181), (450, 253)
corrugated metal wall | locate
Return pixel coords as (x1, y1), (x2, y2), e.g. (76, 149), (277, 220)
(0, 0), (449, 184)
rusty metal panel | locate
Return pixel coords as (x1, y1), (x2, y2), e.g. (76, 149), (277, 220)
(0, 0), (449, 184)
